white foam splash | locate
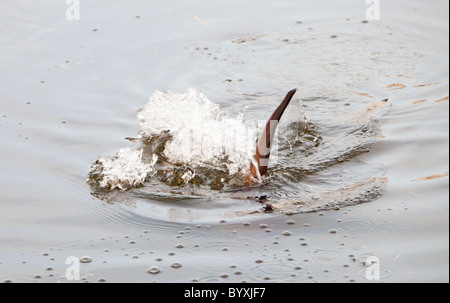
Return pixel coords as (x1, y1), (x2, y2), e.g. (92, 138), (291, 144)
(137, 88), (256, 175)
(88, 147), (157, 190)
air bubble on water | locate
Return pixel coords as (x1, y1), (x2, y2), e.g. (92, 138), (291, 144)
(148, 266), (161, 274)
(171, 262), (182, 268)
(80, 256), (92, 263)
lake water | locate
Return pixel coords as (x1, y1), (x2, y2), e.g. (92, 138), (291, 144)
(0, 0), (448, 282)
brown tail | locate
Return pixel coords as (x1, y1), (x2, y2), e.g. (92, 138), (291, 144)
(246, 88), (297, 183)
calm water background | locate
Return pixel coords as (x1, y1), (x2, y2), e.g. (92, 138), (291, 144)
(0, 0), (448, 282)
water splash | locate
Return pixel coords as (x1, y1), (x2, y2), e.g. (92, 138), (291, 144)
(137, 88), (256, 175)
(87, 147), (157, 190)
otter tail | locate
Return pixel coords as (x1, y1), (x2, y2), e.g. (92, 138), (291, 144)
(247, 88), (297, 182)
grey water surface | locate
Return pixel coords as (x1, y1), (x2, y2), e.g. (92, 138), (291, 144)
(0, 0), (448, 282)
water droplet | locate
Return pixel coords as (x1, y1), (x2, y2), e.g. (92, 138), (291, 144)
(329, 229), (338, 234)
(221, 273), (229, 278)
(148, 266), (161, 274)
(286, 220), (295, 225)
(259, 224), (267, 228)
(176, 244), (184, 249)
(98, 277), (107, 282)
(283, 231), (292, 236)
(255, 259), (263, 264)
